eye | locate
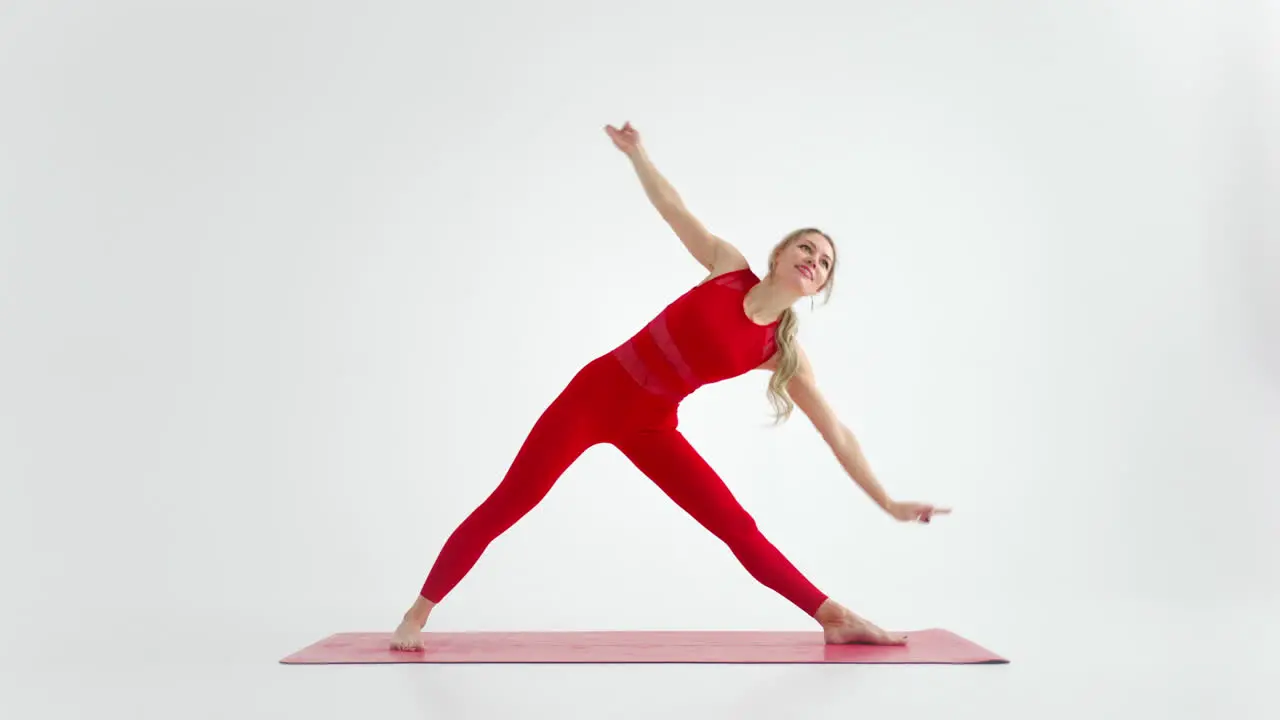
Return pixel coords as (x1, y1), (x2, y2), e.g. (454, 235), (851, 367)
(800, 243), (829, 269)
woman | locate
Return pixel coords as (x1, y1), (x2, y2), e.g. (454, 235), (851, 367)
(390, 122), (950, 651)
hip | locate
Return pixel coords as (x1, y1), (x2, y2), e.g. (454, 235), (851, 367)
(556, 351), (680, 434)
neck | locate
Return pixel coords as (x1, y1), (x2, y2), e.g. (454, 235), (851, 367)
(746, 274), (803, 323)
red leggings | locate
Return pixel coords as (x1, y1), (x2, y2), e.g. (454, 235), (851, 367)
(419, 353), (829, 617)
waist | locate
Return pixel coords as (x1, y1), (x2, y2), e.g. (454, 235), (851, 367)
(609, 334), (698, 403)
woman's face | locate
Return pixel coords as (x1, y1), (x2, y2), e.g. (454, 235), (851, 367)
(777, 233), (835, 295)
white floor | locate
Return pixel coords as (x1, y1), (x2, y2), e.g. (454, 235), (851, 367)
(4, 597), (1275, 719)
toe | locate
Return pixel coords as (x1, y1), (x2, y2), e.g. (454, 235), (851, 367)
(877, 630), (904, 645)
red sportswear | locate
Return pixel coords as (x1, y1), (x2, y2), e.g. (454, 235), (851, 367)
(419, 267), (829, 616)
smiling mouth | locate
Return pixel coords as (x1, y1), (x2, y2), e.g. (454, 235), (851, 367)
(797, 266), (813, 280)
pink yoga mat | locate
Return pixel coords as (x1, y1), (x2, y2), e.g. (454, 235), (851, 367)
(280, 629), (1007, 665)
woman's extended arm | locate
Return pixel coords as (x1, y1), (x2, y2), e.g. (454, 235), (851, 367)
(605, 122), (739, 272)
(785, 343), (950, 523)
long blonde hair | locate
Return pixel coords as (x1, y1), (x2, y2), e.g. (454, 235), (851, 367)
(765, 228), (837, 424)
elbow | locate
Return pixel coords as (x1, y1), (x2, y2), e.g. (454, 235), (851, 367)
(829, 423), (856, 450)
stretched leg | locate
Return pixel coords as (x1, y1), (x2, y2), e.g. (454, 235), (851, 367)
(613, 428), (829, 616)
(614, 428), (907, 645)
(391, 370), (605, 650)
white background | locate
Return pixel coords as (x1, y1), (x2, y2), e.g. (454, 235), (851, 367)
(2, 1), (1276, 718)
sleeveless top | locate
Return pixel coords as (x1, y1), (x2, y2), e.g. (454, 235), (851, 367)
(610, 267), (779, 403)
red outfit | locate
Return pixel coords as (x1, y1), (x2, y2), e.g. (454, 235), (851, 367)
(419, 267), (829, 616)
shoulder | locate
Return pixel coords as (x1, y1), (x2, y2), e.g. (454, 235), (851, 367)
(755, 336), (812, 374)
(697, 240), (754, 285)
(702, 240), (751, 280)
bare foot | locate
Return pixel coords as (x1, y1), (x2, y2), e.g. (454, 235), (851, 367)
(816, 599), (908, 646)
(389, 595), (435, 651)
(390, 617), (425, 651)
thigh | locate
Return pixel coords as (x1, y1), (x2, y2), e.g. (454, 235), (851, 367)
(496, 366), (612, 496)
(612, 429), (756, 534)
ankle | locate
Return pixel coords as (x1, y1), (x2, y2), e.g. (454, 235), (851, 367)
(814, 598), (845, 626)
(403, 596), (436, 628)
(402, 612), (431, 629)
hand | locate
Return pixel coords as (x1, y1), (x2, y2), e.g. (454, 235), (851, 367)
(604, 121), (642, 156)
(886, 500), (950, 524)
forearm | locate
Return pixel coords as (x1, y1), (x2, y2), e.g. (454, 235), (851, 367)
(627, 147), (686, 216)
(830, 424), (891, 510)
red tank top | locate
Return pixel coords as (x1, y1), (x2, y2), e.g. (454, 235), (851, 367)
(611, 267), (779, 402)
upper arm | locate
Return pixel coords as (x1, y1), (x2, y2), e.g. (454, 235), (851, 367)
(778, 344), (845, 442)
(659, 203), (746, 273)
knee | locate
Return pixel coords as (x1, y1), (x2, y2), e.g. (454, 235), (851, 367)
(462, 486), (538, 528)
(712, 511), (762, 545)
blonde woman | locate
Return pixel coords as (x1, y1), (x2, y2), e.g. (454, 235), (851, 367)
(390, 122), (949, 652)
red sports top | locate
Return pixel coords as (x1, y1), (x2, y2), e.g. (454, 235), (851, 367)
(610, 267), (779, 402)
